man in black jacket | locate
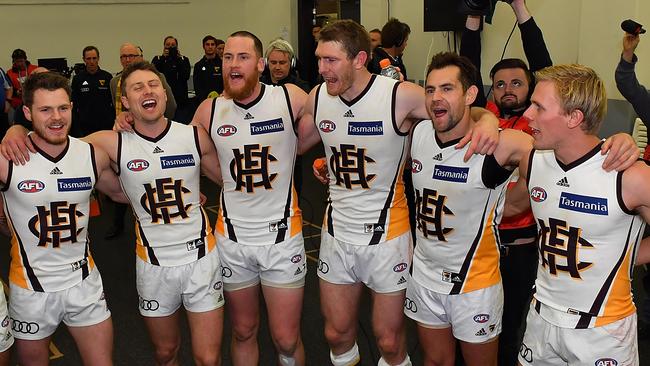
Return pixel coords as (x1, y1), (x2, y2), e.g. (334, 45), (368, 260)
(70, 46), (115, 137)
(193, 36), (224, 105)
(367, 18), (410, 80)
(152, 36), (191, 123)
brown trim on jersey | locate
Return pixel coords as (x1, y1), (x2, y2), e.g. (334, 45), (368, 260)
(281, 84), (296, 132)
(196, 208), (208, 260)
(116, 133), (123, 176)
(313, 84), (322, 125)
(208, 97), (218, 134)
(192, 126), (202, 157)
(30, 135), (70, 163)
(369, 138), (407, 245)
(220, 192), (238, 242)
(339, 74), (377, 107)
(234, 83), (266, 110)
(481, 153), (513, 189)
(391, 81), (409, 137)
(137, 223), (160, 266)
(81, 241), (90, 280)
(275, 173), (294, 244)
(451, 191), (492, 295)
(525, 149), (535, 187)
(132, 119), (171, 143)
(434, 132), (462, 149)
(326, 202), (334, 237)
(5, 206), (44, 292)
(617, 170), (637, 215)
(577, 221), (634, 329)
(89, 144), (98, 183)
(556, 141), (603, 172)
(1, 163), (13, 192)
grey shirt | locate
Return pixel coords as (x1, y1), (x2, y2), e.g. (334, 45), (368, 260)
(615, 54), (650, 127)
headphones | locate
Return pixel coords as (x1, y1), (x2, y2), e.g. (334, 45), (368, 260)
(264, 39), (296, 69)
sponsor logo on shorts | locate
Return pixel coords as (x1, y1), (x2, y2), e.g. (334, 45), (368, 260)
(291, 254), (302, 263)
(317, 259), (329, 274)
(213, 281), (223, 290)
(475, 328), (487, 336)
(530, 186), (547, 202)
(139, 297), (160, 311)
(221, 267), (233, 278)
(127, 159), (150, 171)
(397, 276), (407, 285)
(294, 267), (303, 275)
(70, 258), (88, 271)
(160, 154), (196, 169)
(411, 159), (422, 173)
(442, 270), (464, 283)
(18, 180), (45, 193)
(58, 177), (93, 192)
(217, 124), (237, 137)
(595, 358), (618, 366)
(348, 121), (383, 136)
(319, 120), (336, 133)
(364, 223), (384, 233)
(1, 317), (8, 328)
(488, 324), (496, 333)
(250, 119), (284, 135)
(404, 297), (417, 313)
(186, 238), (205, 251)
(559, 192), (608, 216)
(393, 263), (408, 272)
(519, 343), (533, 363)
(11, 318), (39, 334)
(269, 221), (288, 232)
(473, 314), (490, 323)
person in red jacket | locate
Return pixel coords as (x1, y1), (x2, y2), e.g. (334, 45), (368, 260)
(6, 49), (37, 109)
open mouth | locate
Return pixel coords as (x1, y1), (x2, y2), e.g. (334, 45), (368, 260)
(230, 72), (243, 81)
(142, 99), (157, 110)
(48, 123), (65, 131)
(432, 108), (447, 118)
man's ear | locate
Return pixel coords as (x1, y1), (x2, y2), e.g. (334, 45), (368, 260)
(567, 108), (585, 130)
(22, 105), (32, 122)
(465, 85), (478, 106)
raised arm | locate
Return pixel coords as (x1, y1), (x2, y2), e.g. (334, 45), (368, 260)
(460, 15), (487, 107)
(615, 33), (650, 126)
(512, 0), (552, 71)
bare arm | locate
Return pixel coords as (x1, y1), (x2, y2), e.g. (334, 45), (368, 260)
(456, 107), (500, 161)
(191, 97), (214, 131)
(296, 86), (322, 155)
(81, 130), (120, 164)
(92, 145), (128, 203)
(195, 125), (222, 185)
(600, 133), (641, 172)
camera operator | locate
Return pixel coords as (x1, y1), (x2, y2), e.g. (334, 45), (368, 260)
(152, 36), (191, 123)
(70, 46), (115, 137)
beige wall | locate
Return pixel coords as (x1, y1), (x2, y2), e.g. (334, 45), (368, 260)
(362, 0), (649, 100)
(3, 0), (649, 101)
(1, 0), (293, 74)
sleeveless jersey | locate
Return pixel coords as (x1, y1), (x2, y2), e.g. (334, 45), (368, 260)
(3, 137), (97, 292)
(210, 84), (302, 245)
(410, 122), (512, 295)
(314, 75), (409, 245)
(118, 121), (215, 266)
(527, 145), (645, 328)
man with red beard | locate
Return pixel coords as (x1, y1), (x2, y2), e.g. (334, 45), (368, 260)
(0, 72), (127, 366)
(192, 31), (310, 366)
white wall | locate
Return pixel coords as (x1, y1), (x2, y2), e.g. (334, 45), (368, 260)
(1, 0), (293, 74)
(361, 0), (650, 100)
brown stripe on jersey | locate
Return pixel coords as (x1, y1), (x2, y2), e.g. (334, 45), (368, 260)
(1, 163), (12, 191)
(89, 143), (99, 182)
(82, 242), (90, 280)
(6, 207), (42, 291)
(193, 126), (202, 157)
(220, 192), (238, 242)
(451, 192), (493, 295)
(326, 202), (334, 237)
(116, 133), (123, 176)
(582, 218), (638, 329)
(136, 223), (160, 266)
(390, 81), (409, 137)
(281, 84), (297, 134)
(275, 174), (294, 243)
(369, 141), (407, 245)
(208, 97), (217, 134)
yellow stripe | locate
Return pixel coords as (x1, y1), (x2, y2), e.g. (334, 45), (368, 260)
(386, 162), (409, 240)
(9, 234), (27, 289)
(202, 208), (217, 251)
(134, 221), (148, 261)
(462, 208), (501, 293)
(594, 245), (636, 327)
(215, 205), (225, 235)
(290, 183), (303, 238)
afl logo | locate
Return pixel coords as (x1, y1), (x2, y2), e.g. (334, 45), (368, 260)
(411, 159), (422, 173)
(319, 120), (336, 133)
(127, 159), (149, 171)
(217, 124), (237, 136)
(473, 314), (490, 323)
(530, 187), (547, 202)
(291, 254), (302, 263)
(18, 180), (45, 193)
(393, 262), (408, 272)
(595, 359), (618, 366)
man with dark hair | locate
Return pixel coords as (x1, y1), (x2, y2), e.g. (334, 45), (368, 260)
(460, 2), (552, 363)
(70, 46), (115, 137)
(368, 18), (411, 80)
(193, 35), (224, 104)
(0, 71), (127, 366)
(6, 49), (37, 110)
(152, 36), (192, 123)
(369, 28), (382, 50)
(192, 30), (311, 366)
(86, 60), (226, 366)
(300, 19), (503, 366)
